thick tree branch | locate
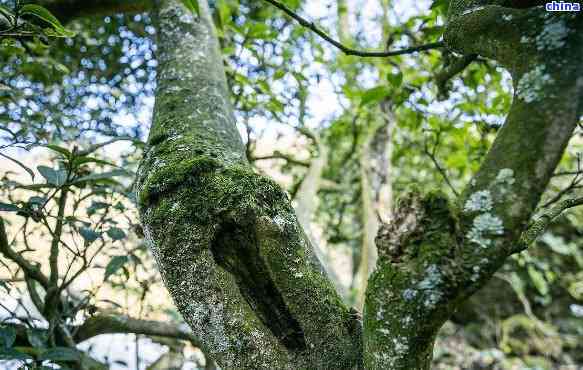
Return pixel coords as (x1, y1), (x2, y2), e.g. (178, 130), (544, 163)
(74, 314), (201, 346)
(136, 1), (361, 368)
(11, 314), (201, 347)
(434, 54), (478, 99)
(363, 5), (583, 369)
(34, 0), (153, 23)
(261, 0), (444, 58)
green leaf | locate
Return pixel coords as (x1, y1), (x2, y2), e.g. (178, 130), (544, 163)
(45, 144), (71, 159)
(87, 201), (109, 216)
(26, 328), (48, 349)
(28, 196), (47, 206)
(104, 255), (129, 281)
(106, 227), (126, 241)
(38, 347), (81, 363)
(72, 169), (126, 184)
(387, 70), (403, 88)
(360, 86), (391, 107)
(0, 202), (19, 212)
(37, 166), (67, 186)
(79, 227), (100, 243)
(0, 5), (15, 26)
(0, 348), (33, 361)
(180, 0), (199, 15)
(19, 4), (76, 37)
(0, 326), (16, 348)
(72, 156), (116, 168)
(528, 266), (549, 296)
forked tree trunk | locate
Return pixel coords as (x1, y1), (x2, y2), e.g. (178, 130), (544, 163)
(135, 0), (583, 368)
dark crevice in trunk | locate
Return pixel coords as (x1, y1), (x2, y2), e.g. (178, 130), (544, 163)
(210, 218), (307, 352)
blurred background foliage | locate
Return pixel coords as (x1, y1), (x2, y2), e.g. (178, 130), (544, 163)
(0, 0), (581, 368)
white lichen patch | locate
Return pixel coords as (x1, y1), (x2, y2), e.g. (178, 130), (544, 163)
(402, 289), (418, 301)
(417, 265), (444, 309)
(467, 213), (504, 248)
(493, 168), (516, 199)
(377, 328), (391, 336)
(464, 190), (493, 212)
(496, 168), (515, 185)
(470, 265), (481, 282)
(460, 6), (486, 16)
(516, 65), (554, 103)
(536, 18), (569, 51)
(393, 338), (409, 353)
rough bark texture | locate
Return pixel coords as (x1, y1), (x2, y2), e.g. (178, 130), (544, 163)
(362, 4), (583, 369)
(130, 0), (582, 369)
(136, 1), (361, 368)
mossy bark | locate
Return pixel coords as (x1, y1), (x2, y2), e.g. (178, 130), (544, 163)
(362, 3), (582, 369)
(134, 0), (582, 369)
(136, 1), (361, 368)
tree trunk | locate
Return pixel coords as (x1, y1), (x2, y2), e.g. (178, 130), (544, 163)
(135, 0), (583, 369)
(136, 1), (361, 368)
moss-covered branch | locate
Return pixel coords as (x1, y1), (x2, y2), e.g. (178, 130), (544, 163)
(363, 3), (583, 369)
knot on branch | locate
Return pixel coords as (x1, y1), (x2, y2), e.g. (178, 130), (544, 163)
(376, 191), (455, 264)
(376, 193), (425, 263)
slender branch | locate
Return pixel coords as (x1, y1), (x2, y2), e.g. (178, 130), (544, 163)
(434, 54), (478, 99)
(74, 314), (201, 347)
(261, 0), (444, 58)
(0, 216), (49, 289)
(251, 151), (310, 167)
(77, 136), (141, 156)
(543, 154), (582, 207)
(518, 196), (583, 251)
(423, 131), (460, 197)
(48, 187), (69, 289)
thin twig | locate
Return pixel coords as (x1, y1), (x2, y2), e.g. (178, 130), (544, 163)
(543, 153), (582, 208)
(423, 131), (460, 197)
(0, 216), (49, 289)
(261, 0), (444, 58)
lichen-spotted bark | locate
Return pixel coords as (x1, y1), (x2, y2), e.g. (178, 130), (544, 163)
(364, 3), (583, 369)
(363, 192), (462, 369)
(136, 0), (361, 368)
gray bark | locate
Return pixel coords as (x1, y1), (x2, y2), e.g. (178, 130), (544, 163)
(136, 1), (361, 368)
(125, 0), (582, 369)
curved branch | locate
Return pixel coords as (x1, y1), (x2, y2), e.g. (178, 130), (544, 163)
(261, 0), (444, 58)
(11, 314), (201, 347)
(518, 195), (583, 250)
(74, 314), (201, 346)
